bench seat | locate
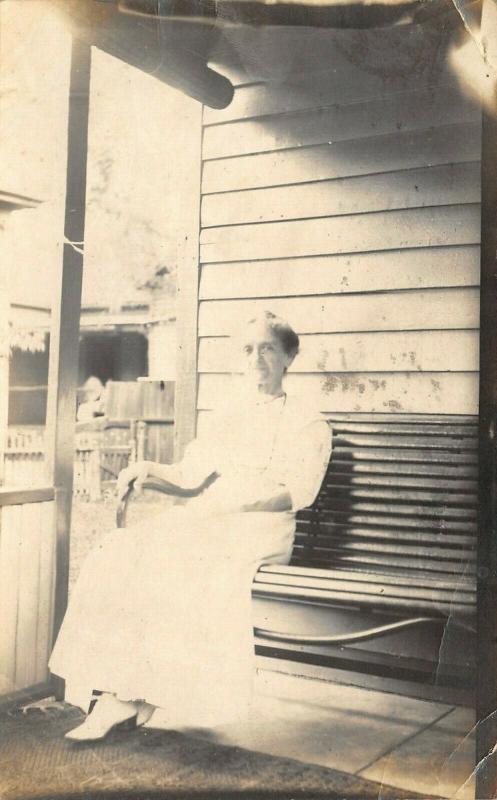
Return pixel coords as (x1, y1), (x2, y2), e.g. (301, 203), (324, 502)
(118, 412), (477, 693)
(254, 563), (476, 617)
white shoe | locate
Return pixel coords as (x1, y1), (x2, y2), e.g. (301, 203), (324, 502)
(135, 701), (155, 727)
(65, 694), (138, 742)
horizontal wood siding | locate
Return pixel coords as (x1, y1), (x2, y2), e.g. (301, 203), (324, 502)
(198, 52), (481, 417)
(199, 289), (480, 335)
(202, 123), (481, 194)
(197, 373), (478, 415)
(202, 86), (479, 160)
(202, 162), (480, 227)
(199, 330), (479, 374)
(200, 246), (480, 299)
(200, 205), (480, 262)
(0, 501), (55, 694)
(202, 67), (458, 125)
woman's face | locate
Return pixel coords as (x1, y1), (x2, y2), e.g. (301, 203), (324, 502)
(239, 321), (294, 395)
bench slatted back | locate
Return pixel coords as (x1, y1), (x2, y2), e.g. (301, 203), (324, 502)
(294, 414), (478, 586)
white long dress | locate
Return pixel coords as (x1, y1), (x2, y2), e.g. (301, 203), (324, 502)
(49, 394), (331, 728)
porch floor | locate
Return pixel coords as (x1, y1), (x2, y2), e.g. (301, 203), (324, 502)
(1, 668), (475, 800)
(211, 668), (476, 800)
(64, 500), (476, 797)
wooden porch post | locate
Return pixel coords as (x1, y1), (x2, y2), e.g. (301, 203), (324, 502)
(173, 104), (203, 461)
(476, 106), (497, 798)
(45, 38), (91, 662)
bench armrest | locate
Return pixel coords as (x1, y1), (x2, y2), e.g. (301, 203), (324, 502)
(116, 471), (218, 528)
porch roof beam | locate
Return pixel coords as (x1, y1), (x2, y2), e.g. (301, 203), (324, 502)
(51, 0), (234, 109)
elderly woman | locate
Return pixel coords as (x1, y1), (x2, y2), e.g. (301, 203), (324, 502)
(49, 311), (332, 741)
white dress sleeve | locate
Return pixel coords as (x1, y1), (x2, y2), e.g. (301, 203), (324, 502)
(178, 435), (220, 488)
(177, 409), (235, 487)
(283, 419), (332, 512)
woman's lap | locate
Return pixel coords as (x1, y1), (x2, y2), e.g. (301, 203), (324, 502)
(50, 505), (294, 721)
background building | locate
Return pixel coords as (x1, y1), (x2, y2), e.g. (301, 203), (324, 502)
(1, 4), (190, 426)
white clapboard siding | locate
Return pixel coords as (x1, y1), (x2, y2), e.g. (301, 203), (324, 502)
(197, 67), (481, 418)
(35, 502), (55, 683)
(202, 122), (482, 194)
(199, 245), (481, 300)
(15, 503), (41, 689)
(203, 55), (457, 125)
(203, 86), (480, 160)
(202, 162), (480, 227)
(198, 289), (479, 337)
(0, 506), (21, 694)
(197, 372), (479, 415)
(200, 204), (480, 264)
(0, 500), (55, 693)
(198, 330), (479, 374)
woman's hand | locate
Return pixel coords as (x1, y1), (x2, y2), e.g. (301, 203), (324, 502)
(116, 460), (156, 500)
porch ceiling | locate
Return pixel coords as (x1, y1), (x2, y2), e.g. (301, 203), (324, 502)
(110, 0), (454, 28)
(49, 0), (474, 107)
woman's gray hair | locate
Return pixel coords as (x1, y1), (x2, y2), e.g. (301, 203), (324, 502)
(246, 310), (300, 358)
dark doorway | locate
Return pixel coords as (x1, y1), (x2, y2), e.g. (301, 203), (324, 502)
(78, 332), (148, 385)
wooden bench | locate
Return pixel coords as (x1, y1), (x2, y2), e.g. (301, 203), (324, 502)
(117, 413), (477, 694)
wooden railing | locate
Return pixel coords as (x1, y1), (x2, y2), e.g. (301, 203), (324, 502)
(3, 425), (135, 500)
(4, 427), (46, 487)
